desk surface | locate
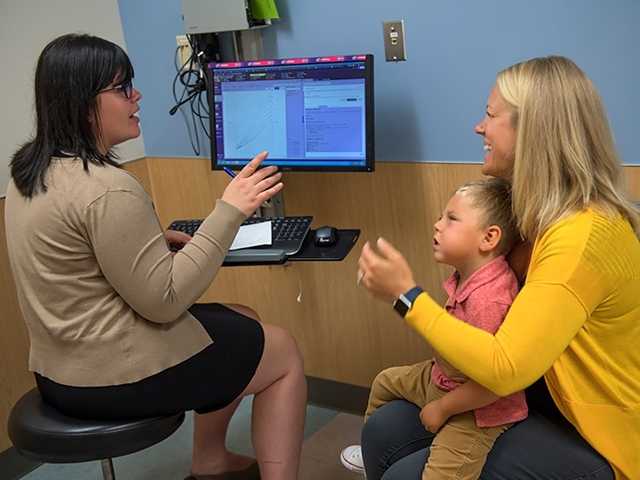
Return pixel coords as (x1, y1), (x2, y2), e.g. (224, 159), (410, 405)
(222, 229), (360, 266)
(288, 229), (360, 262)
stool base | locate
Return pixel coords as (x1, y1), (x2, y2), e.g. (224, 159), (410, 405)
(101, 458), (115, 480)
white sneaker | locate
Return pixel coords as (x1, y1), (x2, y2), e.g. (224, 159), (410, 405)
(340, 444), (366, 476)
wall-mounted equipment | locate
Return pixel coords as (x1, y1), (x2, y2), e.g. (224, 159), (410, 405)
(182, 0), (271, 34)
(175, 0), (278, 155)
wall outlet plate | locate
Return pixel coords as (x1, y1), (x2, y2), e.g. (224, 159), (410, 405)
(176, 35), (193, 68)
(383, 20), (407, 62)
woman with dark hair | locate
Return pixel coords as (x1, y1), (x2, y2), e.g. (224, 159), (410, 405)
(5, 33), (305, 480)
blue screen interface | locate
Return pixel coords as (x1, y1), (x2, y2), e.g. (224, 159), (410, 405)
(209, 55), (371, 169)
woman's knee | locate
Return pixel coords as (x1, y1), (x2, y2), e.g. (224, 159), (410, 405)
(363, 401), (431, 454)
(362, 403), (387, 444)
(241, 324), (304, 396)
(363, 400), (414, 445)
(262, 323), (304, 371)
(362, 402), (431, 480)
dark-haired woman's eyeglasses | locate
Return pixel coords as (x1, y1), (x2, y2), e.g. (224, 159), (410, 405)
(99, 81), (134, 99)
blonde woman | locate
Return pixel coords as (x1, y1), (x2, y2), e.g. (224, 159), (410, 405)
(357, 56), (639, 480)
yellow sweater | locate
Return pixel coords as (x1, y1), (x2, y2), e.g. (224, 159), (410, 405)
(406, 209), (640, 480)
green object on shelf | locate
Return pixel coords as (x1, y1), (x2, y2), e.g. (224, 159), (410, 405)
(250, 0), (279, 20)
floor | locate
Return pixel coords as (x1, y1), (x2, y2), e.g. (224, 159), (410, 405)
(20, 396), (364, 480)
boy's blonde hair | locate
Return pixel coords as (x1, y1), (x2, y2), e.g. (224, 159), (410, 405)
(496, 55), (639, 240)
(456, 177), (519, 256)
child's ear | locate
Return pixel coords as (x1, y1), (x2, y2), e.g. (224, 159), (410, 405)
(480, 225), (502, 253)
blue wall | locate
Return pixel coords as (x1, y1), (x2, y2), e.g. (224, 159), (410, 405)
(118, 0), (640, 164)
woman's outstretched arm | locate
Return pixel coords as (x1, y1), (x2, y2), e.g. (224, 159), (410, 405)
(358, 234), (593, 396)
(406, 282), (586, 395)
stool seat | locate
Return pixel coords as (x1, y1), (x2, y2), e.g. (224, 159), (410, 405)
(9, 388), (185, 464)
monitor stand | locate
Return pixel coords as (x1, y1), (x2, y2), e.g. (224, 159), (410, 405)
(258, 191), (285, 217)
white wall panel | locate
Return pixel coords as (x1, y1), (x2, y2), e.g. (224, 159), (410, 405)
(0, 0), (145, 197)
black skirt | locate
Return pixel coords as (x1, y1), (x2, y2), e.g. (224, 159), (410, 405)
(35, 303), (265, 419)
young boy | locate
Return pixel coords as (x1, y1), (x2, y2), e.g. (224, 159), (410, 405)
(341, 177), (527, 479)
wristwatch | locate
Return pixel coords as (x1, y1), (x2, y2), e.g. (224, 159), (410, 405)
(393, 286), (424, 318)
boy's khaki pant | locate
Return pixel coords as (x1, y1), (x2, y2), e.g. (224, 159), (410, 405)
(366, 360), (511, 480)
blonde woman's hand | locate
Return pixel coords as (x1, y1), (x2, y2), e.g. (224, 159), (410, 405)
(357, 237), (416, 303)
(221, 151), (283, 217)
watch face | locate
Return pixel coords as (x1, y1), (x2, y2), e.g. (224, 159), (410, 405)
(393, 287), (423, 317)
(399, 294), (412, 308)
(393, 295), (411, 317)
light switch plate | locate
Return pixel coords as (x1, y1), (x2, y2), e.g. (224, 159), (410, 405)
(383, 20), (407, 62)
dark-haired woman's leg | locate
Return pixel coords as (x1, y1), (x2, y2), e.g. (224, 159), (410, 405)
(191, 303), (307, 480)
(190, 304), (264, 476)
(361, 401), (614, 480)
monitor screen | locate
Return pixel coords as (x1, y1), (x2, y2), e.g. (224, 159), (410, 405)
(208, 54), (374, 172)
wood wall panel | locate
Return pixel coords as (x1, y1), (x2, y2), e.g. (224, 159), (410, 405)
(121, 157), (152, 196)
(137, 159), (640, 387)
(0, 198), (34, 452)
(626, 166), (640, 201)
(138, 160), (484, 386)
(145, 157), (218, 222)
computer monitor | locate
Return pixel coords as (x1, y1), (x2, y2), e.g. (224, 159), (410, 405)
(208, 54), (374, 172)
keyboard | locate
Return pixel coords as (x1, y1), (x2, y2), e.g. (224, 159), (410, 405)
(168, 215), (313, 256)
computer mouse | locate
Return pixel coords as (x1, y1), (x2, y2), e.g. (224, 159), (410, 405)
(314, 226), (337, 247)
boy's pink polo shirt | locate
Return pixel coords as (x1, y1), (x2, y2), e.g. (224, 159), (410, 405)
(431, 255), (528, 428)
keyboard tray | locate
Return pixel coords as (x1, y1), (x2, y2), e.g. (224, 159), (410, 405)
(168, 216), (312, 256)
(223, 248), (287, 266)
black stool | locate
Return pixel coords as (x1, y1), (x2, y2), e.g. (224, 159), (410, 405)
(8, 388), (185, 479)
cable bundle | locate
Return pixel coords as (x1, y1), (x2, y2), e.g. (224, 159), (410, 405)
(170, 34), (219, 155)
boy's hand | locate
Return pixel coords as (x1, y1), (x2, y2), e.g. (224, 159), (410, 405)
(420, 400), (449, 433)
(357, 238), (416, 303)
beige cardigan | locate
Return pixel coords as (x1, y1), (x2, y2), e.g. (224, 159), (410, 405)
(5, 158), (245, 386)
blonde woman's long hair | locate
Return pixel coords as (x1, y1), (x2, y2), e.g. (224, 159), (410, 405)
(496, 55), (639, 240)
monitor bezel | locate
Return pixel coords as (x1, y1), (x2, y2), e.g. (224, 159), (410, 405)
(207, 54), (375, 173)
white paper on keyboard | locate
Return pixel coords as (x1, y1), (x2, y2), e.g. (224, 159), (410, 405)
(229, 221), (272, 251)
